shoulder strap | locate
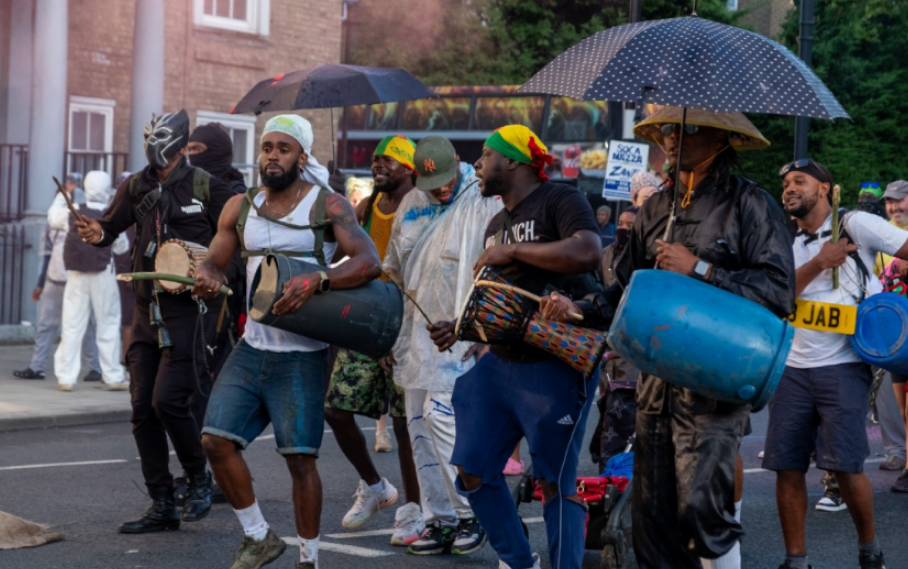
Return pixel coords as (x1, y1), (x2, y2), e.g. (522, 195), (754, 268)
(839, 209), (870, 301)
(311, 186), (330, 266)
(236, 187), (260, 255)
(193, 168), (211, 204)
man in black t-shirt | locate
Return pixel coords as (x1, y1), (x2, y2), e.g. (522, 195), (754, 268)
(430, 125), (601, 569)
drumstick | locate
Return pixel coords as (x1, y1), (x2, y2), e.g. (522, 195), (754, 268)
(379, 269), (453, 353)
(116, 272), (233, 296)
(475, 280), (584, 321)
(53, 176), (86, 223)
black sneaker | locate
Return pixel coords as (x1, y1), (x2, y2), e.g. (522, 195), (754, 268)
(82, 370), (102, 382)
(815, 488), (847, 511)
(890, 470), (908, 493)
(859, 550), (886, 569)
(12, 368), (45, 380)
(452, 518), (487, 555)
(407, 523), (456, 555)
(173, 477), (189, 507)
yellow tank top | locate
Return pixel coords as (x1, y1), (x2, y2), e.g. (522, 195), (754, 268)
(367, 194), (395, 280)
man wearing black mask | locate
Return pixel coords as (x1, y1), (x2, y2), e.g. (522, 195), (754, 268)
(76, 110), (237, 535)
(186, 122), (247, 194)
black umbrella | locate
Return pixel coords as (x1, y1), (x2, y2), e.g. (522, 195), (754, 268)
(232, 64), (435, 164)
(518, 16), (848, 120)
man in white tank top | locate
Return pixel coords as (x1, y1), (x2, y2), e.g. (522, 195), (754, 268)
(193, 115), (382, 569)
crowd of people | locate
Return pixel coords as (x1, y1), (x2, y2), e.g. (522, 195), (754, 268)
(11, 103), (908, 569)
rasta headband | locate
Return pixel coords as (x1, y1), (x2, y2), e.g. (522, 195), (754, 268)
(484, 125), (553, 181)
(374, 135), (416, 171)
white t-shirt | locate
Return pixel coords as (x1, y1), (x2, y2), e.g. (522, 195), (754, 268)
(243, 188), (338, 353)
(788, 211), (908, 368)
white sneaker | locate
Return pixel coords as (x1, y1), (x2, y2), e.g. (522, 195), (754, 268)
(390, 502), (425, 546)
(499, 552), (541, 569)
(341, 478), (398, 529)
(375, 431), (393, 453)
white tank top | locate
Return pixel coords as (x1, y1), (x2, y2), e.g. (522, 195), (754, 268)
(243, 187), (338, 352)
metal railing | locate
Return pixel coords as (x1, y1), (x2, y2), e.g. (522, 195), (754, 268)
(0, 144), (29, 222)
(0, 224), (27, 324)
(65, 151), (130, 180)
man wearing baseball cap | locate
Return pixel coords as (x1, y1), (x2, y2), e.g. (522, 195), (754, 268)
(383, 136), (501, 555)
(765, 161), (908, 569)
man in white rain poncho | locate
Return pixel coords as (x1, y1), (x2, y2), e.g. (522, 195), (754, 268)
(382, 136), (502, 555)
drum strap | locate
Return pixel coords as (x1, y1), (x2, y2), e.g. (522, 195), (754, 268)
(236, 186), (332, 266)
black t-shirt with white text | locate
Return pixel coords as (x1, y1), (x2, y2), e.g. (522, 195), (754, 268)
(480, 182), (599, 361)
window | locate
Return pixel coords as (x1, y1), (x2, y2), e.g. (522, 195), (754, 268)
(194, 0), (270, 35)
(195, 110), (256, 186)
(68, 96), (115, 176)
(727, 0), (739, 10)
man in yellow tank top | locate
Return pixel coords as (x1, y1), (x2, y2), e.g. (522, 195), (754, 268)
(324, 135), (426, 547)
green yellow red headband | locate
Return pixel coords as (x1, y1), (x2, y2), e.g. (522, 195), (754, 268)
(374, 135), (416, 171)
(484, 125), (553, 181)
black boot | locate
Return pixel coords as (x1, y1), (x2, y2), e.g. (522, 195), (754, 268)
(181, 470), (213, 522)
(118, 484), (181, 534)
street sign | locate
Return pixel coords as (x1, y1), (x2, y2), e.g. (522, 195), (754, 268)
(602, 141), (649, 201)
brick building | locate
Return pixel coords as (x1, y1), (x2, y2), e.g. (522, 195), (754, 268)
(0, 0), (343, 330)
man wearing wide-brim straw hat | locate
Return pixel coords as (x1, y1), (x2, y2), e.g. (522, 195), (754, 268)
(539, 106), (795, 569)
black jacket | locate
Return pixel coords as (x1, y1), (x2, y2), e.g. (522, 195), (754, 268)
(579, 172), (796, 413)
(96, 159), (235, 311)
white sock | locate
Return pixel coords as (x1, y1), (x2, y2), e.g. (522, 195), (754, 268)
(699, 500), (743, 569)
(368, 480), (384, 494)
(234, 501), (269, 541)
(300, 534), (319, 565)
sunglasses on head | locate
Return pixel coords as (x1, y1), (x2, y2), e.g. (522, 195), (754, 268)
(658, 123), (699, 136)
(778, 158), (820, 177)
(861, 182), (880, 190)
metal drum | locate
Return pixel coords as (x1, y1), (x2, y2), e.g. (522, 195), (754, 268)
(607, 269), (794, 411)
(249, 255), (403, 359)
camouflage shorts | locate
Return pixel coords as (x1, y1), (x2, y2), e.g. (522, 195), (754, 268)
(325, 349), (406, 419)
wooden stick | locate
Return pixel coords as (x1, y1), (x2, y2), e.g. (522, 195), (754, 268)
(52, 176), (86, 223)
(116, 272), (233, 296)
(475, 280), (584, 321)
(832, 184), (841, 289)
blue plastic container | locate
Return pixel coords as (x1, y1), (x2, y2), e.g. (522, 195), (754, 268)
(607, 270), (794, 411)
(851, 293), (908, 375)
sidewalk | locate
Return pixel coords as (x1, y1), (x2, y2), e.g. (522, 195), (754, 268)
(0, 344), (131, 432)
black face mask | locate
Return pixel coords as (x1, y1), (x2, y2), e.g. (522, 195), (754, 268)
(858, 198), (885, 218)
(615, 227), (631, 251)
(144, 110), (189, 169)
(188, 123), (234, 178)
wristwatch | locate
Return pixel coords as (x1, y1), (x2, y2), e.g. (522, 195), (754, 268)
(317, 271), (331, 293)
(692, 259), (710, 281)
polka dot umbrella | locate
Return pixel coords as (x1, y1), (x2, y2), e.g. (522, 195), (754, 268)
(518, 16), (848, 120)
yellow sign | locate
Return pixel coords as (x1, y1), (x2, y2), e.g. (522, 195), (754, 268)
(787, 299), (857, 335)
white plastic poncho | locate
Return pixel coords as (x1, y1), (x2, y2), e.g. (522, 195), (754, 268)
(384, 162), (503, 392)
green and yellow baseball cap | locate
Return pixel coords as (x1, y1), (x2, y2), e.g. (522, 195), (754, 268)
(414, 136), (458, 191)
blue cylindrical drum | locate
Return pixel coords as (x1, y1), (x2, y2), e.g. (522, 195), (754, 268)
(851, 293), (908, 375)
(249, 255), (403, 359)
(607, 270), (794, 411)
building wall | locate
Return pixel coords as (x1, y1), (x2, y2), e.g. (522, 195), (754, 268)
(66, 0), (343, 166)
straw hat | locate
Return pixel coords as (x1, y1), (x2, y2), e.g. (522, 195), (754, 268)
(634, 106), (770, 151)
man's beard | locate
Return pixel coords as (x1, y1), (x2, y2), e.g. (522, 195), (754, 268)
(373, 176), (400, 194)
(260, 162), (300, 191)
(784, 193), (818, 219)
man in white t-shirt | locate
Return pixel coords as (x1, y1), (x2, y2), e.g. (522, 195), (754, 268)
(763, 160), (908, 569)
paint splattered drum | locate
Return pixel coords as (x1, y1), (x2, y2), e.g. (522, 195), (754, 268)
(153, 239), (208, 293)
(455, 266), (608, 378)
(249, 254), (404, 359)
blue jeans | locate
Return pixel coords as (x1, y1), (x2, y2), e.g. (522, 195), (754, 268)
(202, 340), (328, 456)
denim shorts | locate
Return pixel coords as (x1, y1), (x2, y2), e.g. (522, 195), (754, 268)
(762, 363), (872, 473)
(451, 353), (596, 489)
(202, 340), (328, 456)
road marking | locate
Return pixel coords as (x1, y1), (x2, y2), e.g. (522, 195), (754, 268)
(744, 456), (884, 475)
(324, 517), (544, 540)
(0, 459), (128, 471)
(281, 537), (393, 557)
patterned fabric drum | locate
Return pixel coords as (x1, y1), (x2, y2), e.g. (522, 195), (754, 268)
(153, 239), (208, 293)
(523, 313), (607, 378)
(456, 266), (607, 378)
(455, 267), (535, 344)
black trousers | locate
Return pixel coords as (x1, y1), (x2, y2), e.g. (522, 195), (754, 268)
(632, 404), (749, 569)
(127, 302), (223, 488)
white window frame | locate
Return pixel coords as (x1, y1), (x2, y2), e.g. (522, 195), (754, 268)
(727, 0), (739, 11)
(193, 0), (270, 36)
(67, 96), (116, 176)
(195, 110), (257, 186)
